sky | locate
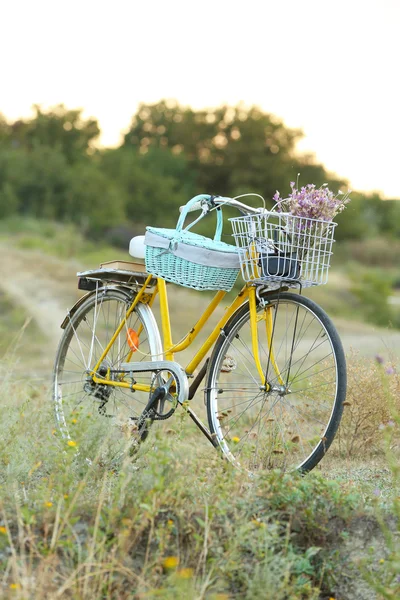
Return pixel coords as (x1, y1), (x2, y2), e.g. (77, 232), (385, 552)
(1, 0), (399, 198)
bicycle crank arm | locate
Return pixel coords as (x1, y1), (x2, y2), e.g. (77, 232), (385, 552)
(119, 360), (189, 405)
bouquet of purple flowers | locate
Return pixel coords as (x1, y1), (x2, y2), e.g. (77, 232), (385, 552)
(269, 182), (351, 264)
(273, 182), (351, 222)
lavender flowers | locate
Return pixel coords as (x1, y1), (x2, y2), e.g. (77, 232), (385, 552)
(273, 182), (351, 222)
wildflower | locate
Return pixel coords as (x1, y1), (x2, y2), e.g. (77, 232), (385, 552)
(232, 436), (240, 443)
(373, 489), (381, 497)
(275, 182), (351, 222)
(63, 494), (69, 500)
(379, 558), (385, 564)
(386, 366), (395, 375)
(67, 440), (77, 447)
(9, 583), (20, 589)
(375, 354), (384, 365)
(167, 519), (174, 527)
(251, 519), (265, 528)
(177, 568), (194, 579)
(162, 556), (179, 569)
(71, 418), (78, 424)
(45, 502), (53, 508)
(0, 526), (7, 534)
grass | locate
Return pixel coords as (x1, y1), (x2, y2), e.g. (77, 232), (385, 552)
(1, 348), (400, 599)
(0, 216), (119, 268)
(2, 218), (400, 597)
(0, 366), (361, 599)
(0, 291), (45, 362)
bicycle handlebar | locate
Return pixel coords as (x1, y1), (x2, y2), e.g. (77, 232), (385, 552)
(179, 195), (268, 216)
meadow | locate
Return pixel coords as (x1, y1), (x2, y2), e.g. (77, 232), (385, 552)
(1, 220), (400, 599)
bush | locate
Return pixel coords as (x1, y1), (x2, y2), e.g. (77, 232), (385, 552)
(0, 365), (361, 599)
(344, 237), (400, 268)
(350, 271), (395, 327)
(336, 353), (400, 458)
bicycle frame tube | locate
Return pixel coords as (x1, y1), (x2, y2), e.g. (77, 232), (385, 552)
(158, 278), (247, 373)
(125, 287), (158, 363)
(248, 286), (267, 385)
(91, 277), (271, 389)
(264, 306), (285, 386)
(91, 274), (153, 378)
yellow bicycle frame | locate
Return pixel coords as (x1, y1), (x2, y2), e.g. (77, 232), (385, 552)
(91, 279), (282, 392)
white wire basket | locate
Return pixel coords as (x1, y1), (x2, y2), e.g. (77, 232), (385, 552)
(230, 211), (337, 288)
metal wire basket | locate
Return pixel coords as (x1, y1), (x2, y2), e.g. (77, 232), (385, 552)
(230, 211), (337, 288)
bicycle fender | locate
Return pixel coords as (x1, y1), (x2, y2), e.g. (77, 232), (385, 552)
(59, 284), (135, 329)
(60, 291), (93, 329)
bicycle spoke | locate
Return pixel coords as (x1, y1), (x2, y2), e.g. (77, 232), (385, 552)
(207, 293), (345, 473)
(54, 291), (158, 463)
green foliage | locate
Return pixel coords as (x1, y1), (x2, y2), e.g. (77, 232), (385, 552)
(0, 104), (100, 162)
(350, 270), (395, 327)
(0, 368), (361, 598)
(0, 101), (399, 245)
(123, 101), (347, 201)
(100, 146), (195, 228)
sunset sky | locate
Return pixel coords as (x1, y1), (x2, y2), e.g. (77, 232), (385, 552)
(1, 0), (399, 198)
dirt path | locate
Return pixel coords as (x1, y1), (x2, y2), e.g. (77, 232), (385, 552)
(0, 245), (79, 349)
(1, 243), (400, 363)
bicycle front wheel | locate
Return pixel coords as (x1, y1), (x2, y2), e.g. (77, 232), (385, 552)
(206, 291), (346, 473)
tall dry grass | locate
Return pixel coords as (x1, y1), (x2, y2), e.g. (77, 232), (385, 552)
(0, 352), (366, 600)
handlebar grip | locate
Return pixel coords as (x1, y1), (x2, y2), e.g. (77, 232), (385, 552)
(179, 200), (204, 213)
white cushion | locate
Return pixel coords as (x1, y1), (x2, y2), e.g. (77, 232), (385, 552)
(129, 235), (146, 259)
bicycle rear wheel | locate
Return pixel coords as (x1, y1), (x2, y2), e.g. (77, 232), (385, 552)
(206, 291), (346, 473)
(53, 287), (163, 463)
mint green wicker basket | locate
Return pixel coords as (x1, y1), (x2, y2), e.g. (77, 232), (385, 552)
(144, 195), (240, 291)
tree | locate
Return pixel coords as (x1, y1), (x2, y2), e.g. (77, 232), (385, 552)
(3, 105), (100, 163)
(122, 100), (347, 203)
(100, 146), (195, 228)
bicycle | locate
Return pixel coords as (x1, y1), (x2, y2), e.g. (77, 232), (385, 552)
(53, 194), (346, 473)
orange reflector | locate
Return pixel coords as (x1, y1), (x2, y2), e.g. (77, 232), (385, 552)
(126, 328), (140, 352)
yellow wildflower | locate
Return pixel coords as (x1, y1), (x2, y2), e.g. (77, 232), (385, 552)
(0, 526), (7, 534)
(232, 436), (240, 443)
(71, 418), (77, 424)
(379, 558), (385, 564)
(162, 556), (179, 569)
(251, 519), (265, 528)
(45, 502), (53, 508)
(10, 583), (20, 589)
(177, 568), (193, 579)
(67, 440), (77, 447)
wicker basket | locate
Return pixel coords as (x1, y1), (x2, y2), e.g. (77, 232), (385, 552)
(144, 195), (240, 291)
(230, 211), (337, 288)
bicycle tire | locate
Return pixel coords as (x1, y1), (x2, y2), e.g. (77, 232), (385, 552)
(206, 291), (346, 473)
(53, 287), (163, 463)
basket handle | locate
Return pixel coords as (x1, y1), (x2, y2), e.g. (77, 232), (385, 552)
(176, 194), (223, 242)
